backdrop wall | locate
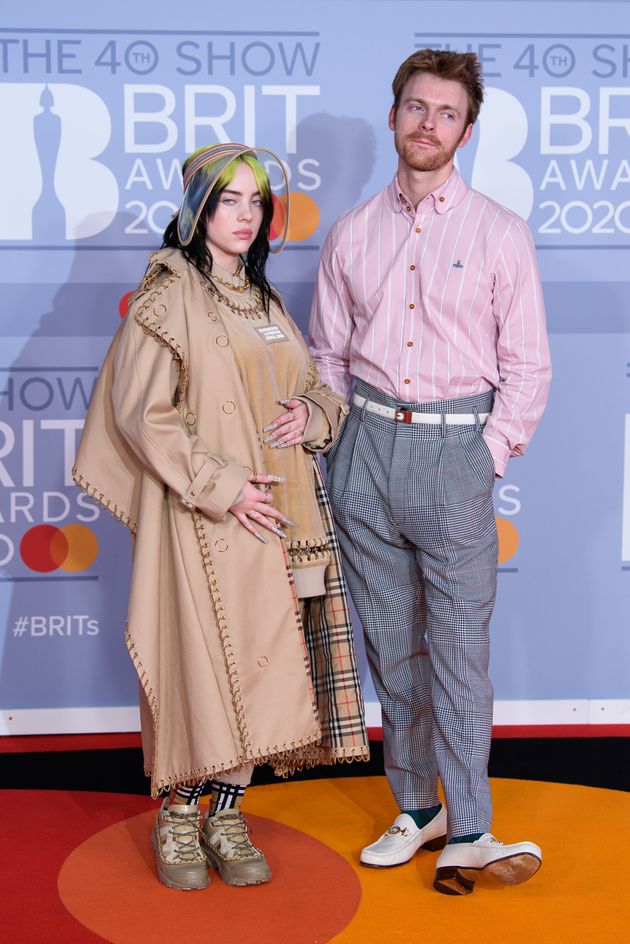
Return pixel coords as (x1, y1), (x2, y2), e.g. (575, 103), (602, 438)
(1, 0), (629, 735)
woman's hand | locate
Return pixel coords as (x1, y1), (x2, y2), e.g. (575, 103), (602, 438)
(228, 473), (294, 544)
(262, 398), (309, 448)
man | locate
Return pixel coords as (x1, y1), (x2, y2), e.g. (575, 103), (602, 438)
(309, 49), (551, 896)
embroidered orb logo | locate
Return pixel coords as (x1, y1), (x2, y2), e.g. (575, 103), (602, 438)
(20, 524), (99, 573)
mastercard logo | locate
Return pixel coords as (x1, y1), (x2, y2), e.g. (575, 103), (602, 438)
(20, 524), (99, 574)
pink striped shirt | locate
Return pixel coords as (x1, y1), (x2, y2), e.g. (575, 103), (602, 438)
(308, 169), (551, 476)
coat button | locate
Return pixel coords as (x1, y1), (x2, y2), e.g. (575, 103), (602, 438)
(153, 304), (167, 317)
(208, 311), (218, 321)
(215, 539), (228, 552)
(222, 401), (236, 415)
(216, 335), (229, 347)
(185, 411), (196, 425)
(257, 656), (269, 668)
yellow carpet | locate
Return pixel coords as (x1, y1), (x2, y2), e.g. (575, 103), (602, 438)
(54, 776), (630, 943)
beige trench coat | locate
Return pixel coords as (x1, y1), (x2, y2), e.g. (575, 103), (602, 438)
(74, 249), (368, 796)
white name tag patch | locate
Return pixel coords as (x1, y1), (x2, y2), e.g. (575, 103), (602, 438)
(255, 323), (288, 344)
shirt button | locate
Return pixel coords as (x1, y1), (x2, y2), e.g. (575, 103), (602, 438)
(439, 196), (446, 203)
(405, 204), (412, 211)
(407, 341), (414, 347)
(409, 304), (415, 310)
(403, 378), (411, 384)
(409, 265), (416, 271)
(415, 227), (421, 234)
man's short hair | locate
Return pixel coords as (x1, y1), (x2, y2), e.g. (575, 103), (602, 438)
(392, 49), (484, 125)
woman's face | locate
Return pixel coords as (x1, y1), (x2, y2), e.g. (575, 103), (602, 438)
(205, 161), (265, 270)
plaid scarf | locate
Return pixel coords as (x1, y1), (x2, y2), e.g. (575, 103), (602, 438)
(296, 457), (369, 762)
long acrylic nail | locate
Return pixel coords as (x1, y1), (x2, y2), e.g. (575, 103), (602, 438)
(278, 399), (293, 405)
(263, 434), (276, 444)
(281, 517), (295, 526)
(275, 442), (290, 449)
(267, 475), (286, 482)
(254, 532), (268, 544)
(262, 422), (278, 433)
(271, 527), (286, 538)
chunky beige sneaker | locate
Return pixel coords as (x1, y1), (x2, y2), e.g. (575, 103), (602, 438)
(202, 809), (271, 886)
(151, 800), (210, 891)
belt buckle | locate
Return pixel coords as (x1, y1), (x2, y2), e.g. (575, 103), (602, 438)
(395, 408), (413, 423)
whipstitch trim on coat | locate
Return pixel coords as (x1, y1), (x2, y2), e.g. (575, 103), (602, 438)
(71, 468), (137, 533)
(133, 264), (190, 411)
(124, 622), (162, 796)
(287, 537), (330, 564)
(191, 511), (253, 754)
(142, 730), (357, 797)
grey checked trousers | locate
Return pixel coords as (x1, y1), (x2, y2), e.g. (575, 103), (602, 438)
(327, 380), (498, 837)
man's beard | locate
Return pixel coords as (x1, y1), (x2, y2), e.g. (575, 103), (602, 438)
(394, 130), (461, 172)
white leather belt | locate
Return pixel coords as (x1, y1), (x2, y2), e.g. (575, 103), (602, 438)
(352, 393), (490, 426)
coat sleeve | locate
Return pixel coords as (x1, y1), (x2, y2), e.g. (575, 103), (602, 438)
(111, 297), (249, 523)
(279, 300), (350, 453)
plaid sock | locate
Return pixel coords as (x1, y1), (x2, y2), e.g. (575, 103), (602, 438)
(209, 781), (246, 815)
(170, 781), (206, 806)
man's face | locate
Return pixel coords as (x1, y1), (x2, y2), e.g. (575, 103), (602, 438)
(389, 72), (473, 173)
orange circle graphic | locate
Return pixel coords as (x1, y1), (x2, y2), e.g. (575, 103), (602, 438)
(58, 809), (360, 944)
(496, 517), (519, 564)
(58, 524), (99, 572)
(271, 193), (319, 242)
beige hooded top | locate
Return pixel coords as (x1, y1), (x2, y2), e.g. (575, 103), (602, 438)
(73, 248), (368, 796)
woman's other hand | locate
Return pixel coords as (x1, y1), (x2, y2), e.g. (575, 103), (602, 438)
(228, 473), (294, 544)
(262, 398), (309, 448)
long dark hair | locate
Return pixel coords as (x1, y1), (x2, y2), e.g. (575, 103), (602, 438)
(162, 154), (281, 313)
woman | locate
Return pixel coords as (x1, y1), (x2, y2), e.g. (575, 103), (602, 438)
(73, 143), (369, 892)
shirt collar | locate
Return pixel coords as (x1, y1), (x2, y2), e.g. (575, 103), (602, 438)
(387, 167), (469, 216)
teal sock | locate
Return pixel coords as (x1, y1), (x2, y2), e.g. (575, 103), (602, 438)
(401, 803), (442, 829)
(447, 832), (483, 845)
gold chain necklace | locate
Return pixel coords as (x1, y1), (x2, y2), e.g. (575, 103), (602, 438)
(207, 281), (266, 320)
(211, 270), (251, 293)
(204, 258), (251, 294)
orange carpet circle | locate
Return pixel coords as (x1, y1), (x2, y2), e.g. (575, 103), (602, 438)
(58, 808), (360, 943)
(4, 777), (630, 943)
